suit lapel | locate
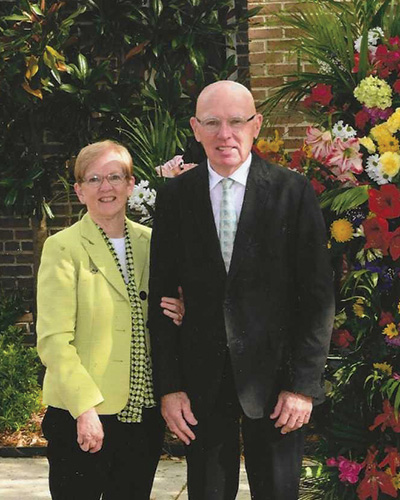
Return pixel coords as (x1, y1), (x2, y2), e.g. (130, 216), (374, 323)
(190, 162), (226, 272)
(79, 213), (129, 302)
(228, 155), (271, 283)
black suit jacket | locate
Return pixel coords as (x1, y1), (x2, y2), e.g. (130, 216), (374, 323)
(149, 155), (335, 419)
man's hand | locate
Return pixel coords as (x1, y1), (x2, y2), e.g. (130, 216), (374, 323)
(161, 391), (198, 445)
(76, 407), (104, 453)
(161, 286), (185, 326)
(270, 390), (313, 435)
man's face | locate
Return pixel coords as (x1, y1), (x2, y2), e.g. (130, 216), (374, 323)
(190, 85), (262, 174)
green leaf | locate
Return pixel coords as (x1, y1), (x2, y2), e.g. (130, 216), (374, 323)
(77, 53), (89, 79)
(59, 84), (78, 94)
(331, 186), (369, 214)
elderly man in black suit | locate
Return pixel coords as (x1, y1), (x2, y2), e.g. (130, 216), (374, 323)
(149, 81), (334, 500)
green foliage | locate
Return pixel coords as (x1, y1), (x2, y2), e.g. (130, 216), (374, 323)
(0, 291), (41, 433)
(0, 0), (256, 219)
(119, 109), (190, 184)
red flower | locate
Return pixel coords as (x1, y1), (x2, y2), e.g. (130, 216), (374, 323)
(369, 185), (400, 219)
(389, 36), (400, 48)
(357, 448), (398, 500)
(355, 108), (370, 130)
(379, 311), (395, 327)
(379, 447), (400, 476)
(289, 149), (306, 171)
(362, 217), (390, 255)
(311, 83), (333, 106)
(394, 79), (400, 94)
(353, 52), (360, 73)
(369, 400), (400, 432)
(310, 178), (326, 195)
(389, 227), (400, 261)
(332, 329), (354, 348)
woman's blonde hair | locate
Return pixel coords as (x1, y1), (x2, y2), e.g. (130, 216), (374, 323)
(74, 140), (133, 182)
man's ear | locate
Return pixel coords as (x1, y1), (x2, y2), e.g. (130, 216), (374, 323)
(190, 116), (201, 142)
(74, 183), (86, 205)
(253, 113), (263, 140)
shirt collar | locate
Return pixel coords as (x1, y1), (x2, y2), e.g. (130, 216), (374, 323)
(208, 153), (252, 190)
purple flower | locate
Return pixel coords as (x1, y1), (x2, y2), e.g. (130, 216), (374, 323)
(363, 105), (393, 124)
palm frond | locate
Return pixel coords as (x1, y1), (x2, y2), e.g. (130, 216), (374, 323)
(330, 186), (370, 214)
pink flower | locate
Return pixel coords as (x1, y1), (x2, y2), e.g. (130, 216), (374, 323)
(305, 127), (334, 162)
(156, 155), (197, 178)
(326, 457), (338, 467)
(337, 456), (363, 484)
(326, 137), (363, 175)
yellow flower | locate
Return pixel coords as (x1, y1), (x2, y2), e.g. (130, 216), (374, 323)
(256, 138), (269, 153)
(383, 323), (399, 339)
(386, 108), (400, 134)
(393, 472), (400, 490)
(256, 131), (284, 154)
(373, 362), (393, 376)
(377, 136), (400, 154)
(359, 136), (376, 154)
(330, 219), (353, 243)
(380, 151), (400, 177)
(398, 301), (400, 314)
(371, 123), (392, 143)
(353, 298), (365, 318)
(302, 143), (313, 158)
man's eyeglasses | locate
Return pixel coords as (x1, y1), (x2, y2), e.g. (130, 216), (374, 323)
(195, 114), (256, 134)
(81, 173), (127, 188)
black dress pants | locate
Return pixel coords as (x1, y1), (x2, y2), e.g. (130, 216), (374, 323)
(42, 406), (165, 500)
(185, 359), (304, 500)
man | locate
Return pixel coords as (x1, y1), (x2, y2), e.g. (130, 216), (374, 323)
(149, 81), (334, 500)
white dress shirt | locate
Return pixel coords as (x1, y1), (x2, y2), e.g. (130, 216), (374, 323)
(208, 154), (252, 236)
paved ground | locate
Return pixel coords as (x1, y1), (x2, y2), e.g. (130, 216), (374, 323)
(0, 456), (251, 499)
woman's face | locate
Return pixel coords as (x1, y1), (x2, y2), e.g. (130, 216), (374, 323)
(74, 149), (134, 224)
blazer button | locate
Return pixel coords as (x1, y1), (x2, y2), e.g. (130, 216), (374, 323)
(139, 291), (147, 300)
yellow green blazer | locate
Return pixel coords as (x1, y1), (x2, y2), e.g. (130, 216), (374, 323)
(36, 213), (151, 419)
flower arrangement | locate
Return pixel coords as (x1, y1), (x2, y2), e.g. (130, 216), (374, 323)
(260, 1), (400, 497)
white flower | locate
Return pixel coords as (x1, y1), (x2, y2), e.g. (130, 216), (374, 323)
(332, 121), (357, 140)
(128, 180), (157, 217)
(317, 60), (333, 75)
(354, 27), (384, 54)
(365, 154), (391, 185)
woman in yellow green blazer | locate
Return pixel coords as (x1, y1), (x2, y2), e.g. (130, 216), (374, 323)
(37, 140), (183, 500)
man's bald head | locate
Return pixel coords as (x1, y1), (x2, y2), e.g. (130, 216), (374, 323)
(196, 81), (257, 117)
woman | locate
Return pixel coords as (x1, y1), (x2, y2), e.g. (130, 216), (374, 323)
(37, 140), (183, 500)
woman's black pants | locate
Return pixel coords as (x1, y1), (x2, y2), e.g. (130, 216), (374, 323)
(42, 406), (165, 500)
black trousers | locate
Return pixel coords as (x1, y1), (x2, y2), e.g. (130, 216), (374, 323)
(42, 406), (165, 500)
(185, 360), (305, 500)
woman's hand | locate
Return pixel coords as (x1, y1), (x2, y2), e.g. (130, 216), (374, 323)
(161, 285), (185, 326)
(76, 407), (104, 453)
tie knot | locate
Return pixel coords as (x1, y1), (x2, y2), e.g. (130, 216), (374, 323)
(221, 177), (234, 190)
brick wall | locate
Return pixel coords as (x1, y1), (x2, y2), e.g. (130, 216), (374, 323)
(0, 195), (81, 344)
(248, 0), (308, 149)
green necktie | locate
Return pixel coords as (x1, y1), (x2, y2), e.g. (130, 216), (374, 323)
(219, 178), (237, 271)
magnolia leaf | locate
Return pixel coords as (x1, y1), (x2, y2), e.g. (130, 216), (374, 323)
(125, 41), (149, 61)
(394, 385), (400, 412)
(25, 55), (39, 80)
(21, 81), (43, 99)
(331, 186), (369, 214)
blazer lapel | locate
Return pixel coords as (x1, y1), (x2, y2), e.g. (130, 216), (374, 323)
(79, 213), (129, 302)
(190, 162), (226, 272)
(228, 155), (271, 283)
(126, 220), (147, 291)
